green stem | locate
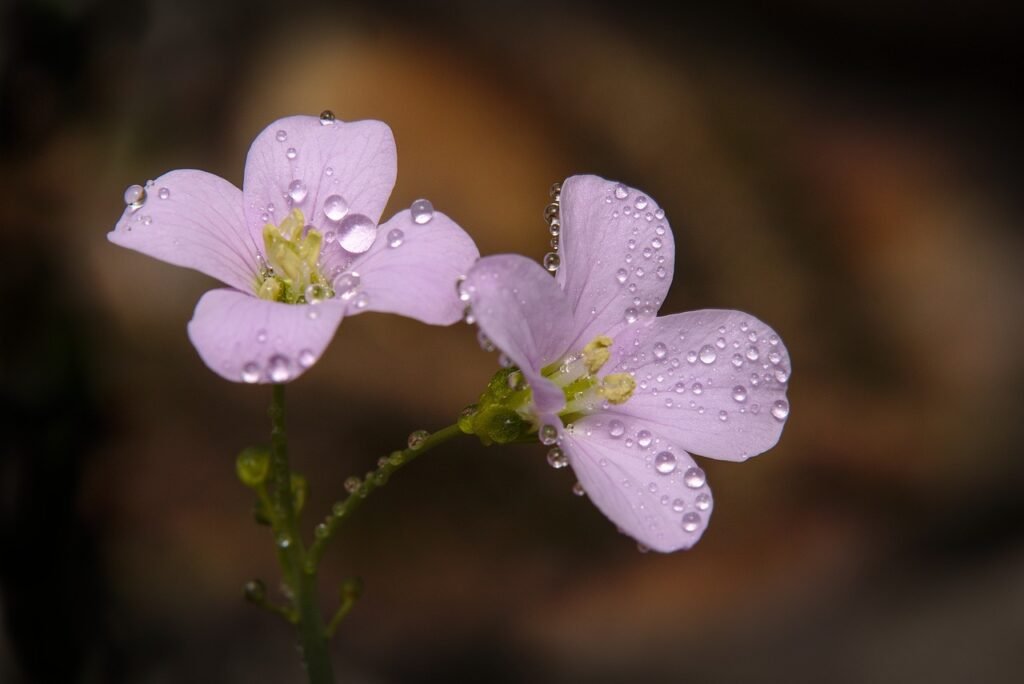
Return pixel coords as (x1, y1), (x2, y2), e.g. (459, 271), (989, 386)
(306, 423), (465, 571)
(267, 384), (335, 684)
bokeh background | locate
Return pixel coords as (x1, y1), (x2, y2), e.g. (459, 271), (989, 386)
(2, 1), (1023, 682)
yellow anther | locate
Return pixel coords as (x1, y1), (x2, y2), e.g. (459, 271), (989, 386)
(257, 209), (331, 304)
(598, 373), (636, 405)
(582, 335), (614, 374)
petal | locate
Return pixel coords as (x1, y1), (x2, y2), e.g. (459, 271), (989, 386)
(108, 170), (259, 293)
(242, 115), (396, 249)
(562, 414), (713, 552)
(187, 289), (346, 384)
(557, 174), (675, 351)
(463, 255), (575, 414)
(608, 309), (791, 462)
(343, 209), (480, 325)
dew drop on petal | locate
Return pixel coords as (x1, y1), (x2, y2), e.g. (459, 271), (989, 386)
(288, 180), (308, 203)
(158, 187), (170, 200)
(608, 420), (625, 438)
(731, 353), (744, 369)
(354, 293), (370, 309)
(614, 183), (629, 199)
(774, 368), (790, 383)
(699, 344), (717, 364)
(543, 252), (560, 272)
(323, 194), (350, 221)
(275, 130), (287, 142)
(691, 382), (703, 395)
(636, 430), (652, 448)
(336, 214), (377, 253)
(410, 198), (434, 224)
(654, 451), (677, 475)
(771, 399), (790, 421)
(298, 349), (316, 368)
(732, 385), (748, 402)
(683, 466), (706, 489)
(539, 424), (559, 445)
(256, 329), (268, 343)
(746, 346), (760, 361)
(123, 184), (146, 209)
(267, 355), (291, 383)
(681, 511), (701, 533)
(241, 362), (260, 384)
(719, 410), (728, 421)
(333, 271), (360, 300)
(653, 342), (668, 360)
(286, 147), (298, 160)
(546, 447), (569, 469)
(624, 307), (639, 324)
(695, 492), (711, 511)
(387, 228), (404, 248)
(319, 110), (336, 125)
(615, 268), (629, 284)
(634, 195), (648, 210)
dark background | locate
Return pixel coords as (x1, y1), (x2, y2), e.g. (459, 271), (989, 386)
(2, 1), (1023, 682)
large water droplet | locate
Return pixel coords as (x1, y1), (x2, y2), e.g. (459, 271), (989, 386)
(699, 344), (717, 364)
(624, 307), (639, 324)
(288, 180), (308, 202)
(336, 214), (377, 253)
(681, 511), (701, 533)
(683, 466), (705, 489)
(745, 345), (760, 361)
(543, 252), (560, 273)
(691, 382), (703, 395)
(285, 147), (297, 160)
(267, 355), (291, 383)
(323, 194), (350, 222)
(732, 385), (747, 402)
(333, 271), (360, 300)
(158, 187), (170, 200)
(539, 424), (559, 445)
(614, 183), (629, 199)
(319, 110), (336, 125)
(411, 198), (434, 224)
(636, 430), (652, 448)
(123, 184), (146, 209)
(387, 228), (404, 248)
(547, 447), (569, 469)
(654, 451), (677, 474)
(608, 420), (625, 438)
(771, 399), (790, 421)
(634, 196), (649, 210)
(241, 362), (260, 383)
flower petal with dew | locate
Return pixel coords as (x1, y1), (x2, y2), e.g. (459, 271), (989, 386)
(461, 175), (790, 552)
(109, 113), (479, 383)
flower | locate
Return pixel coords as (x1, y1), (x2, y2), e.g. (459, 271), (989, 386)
(461, 175), (791, 552)
(109, 113), (479, 383)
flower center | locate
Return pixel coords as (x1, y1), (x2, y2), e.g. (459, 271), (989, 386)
(461, 336), (636, 445)
(256, 208), (334, 304)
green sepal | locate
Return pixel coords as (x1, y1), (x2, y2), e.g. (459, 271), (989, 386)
(291, 474), (309, 516)
(236, 446), (270, 487)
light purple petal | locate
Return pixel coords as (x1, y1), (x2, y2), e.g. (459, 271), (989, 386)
(187, 288), (346, 384)
(108, 170), (259, 293)
(242, 115), (396, 250)
(557, 174), (675, 351)
(562, 414), (713, 552)
(607, 309), (791, 462)
(342, 209), (480, 325)
(463, 255), (575, 414)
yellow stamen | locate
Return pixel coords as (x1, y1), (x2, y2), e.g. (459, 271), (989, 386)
(582, 335), (614, 374)
(598, 373), (636, 404)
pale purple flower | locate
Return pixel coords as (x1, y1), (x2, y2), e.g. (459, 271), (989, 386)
(109, 114), (479, 383)
(462, 175), (791, 552)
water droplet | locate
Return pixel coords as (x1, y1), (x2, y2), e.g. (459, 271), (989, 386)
(277, 534), (293, 548)
(774, 368), (790, 383)
(691, 382), (703, 395)
(699, 344), (717, 364)
(241, 362), (260, 383)
(288, 180), (308, 202)
(546, 447), (569, 469)
(411, 198), (434, 224)
(718, 410), (728, 422)
(267, 355), (291, 383)
(636, 430), (652, 448)
(539, 424), (559, 445)
(615, 268), (629, 284)
(634, 196), (649, 210)
(768, 351), (782, 365)
(608, 420), (625, 438)
(337, 214), (377, 253)
(732, 385), (748, 402)
(141, 215), (152, 226)
(683, 466), (706, 488)
(158, 187), (170, 200)
(652, 342), (668, 360)
(614, 183), (629, 199)
(319, 110), (336, 125)
(745, 346), (760, 361)
(572, 482), (586, 497)
(275, 130), (287, 142)
(654, 451), (677, 474)
(256, 329), (268, 343)
(731, 353), (744, 369)
(651, 237), (663, 249)
(354, 293), (370, 309)
(771, 400), (790, 421)
(344, 476), (361, 493)
(408, 430), (429, 449)
(387, 228), (404, 248)
(304, 283), (328, 304)
(681, 511), (701, 533)
(123, 184), (146, 209)
(624, 307), (639, 324)
(286, 147), (297, 160)
(686, 350), (698, 364)
(695, 492), (711, 510)
(543, 252), (560, 272)
(333, 271), (360, 300)
(674, 381), (686, 394)
(323, 194), (350, 221)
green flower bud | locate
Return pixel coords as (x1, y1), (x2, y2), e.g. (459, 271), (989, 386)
(291, 474), (309, 515)
(236, 447), (270, 487)
(474, 406), (528, 445)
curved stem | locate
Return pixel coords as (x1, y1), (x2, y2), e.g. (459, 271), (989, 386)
(306, 423), (465, 570)
(266, 384), (335, 684)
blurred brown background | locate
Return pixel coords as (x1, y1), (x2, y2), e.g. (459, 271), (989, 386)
(2, 0), (1023, 682)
